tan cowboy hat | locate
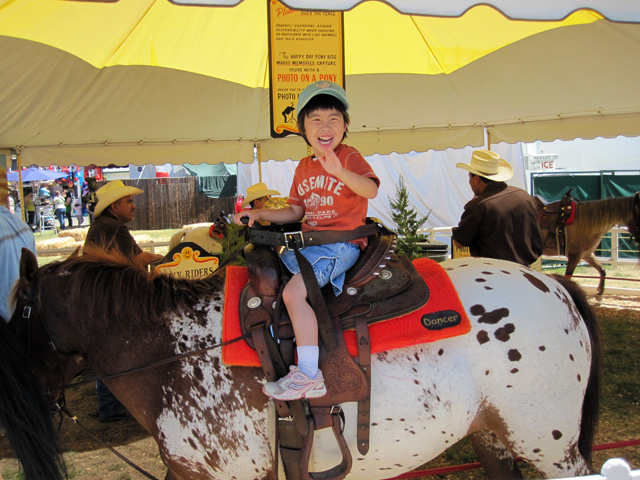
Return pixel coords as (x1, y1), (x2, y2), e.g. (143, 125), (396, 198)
(93, 180), (143, 218)
(456, 150), (513, 182)
(241, 182), (280, 208)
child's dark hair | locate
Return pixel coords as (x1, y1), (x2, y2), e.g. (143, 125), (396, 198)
(297, 95), (350, 147)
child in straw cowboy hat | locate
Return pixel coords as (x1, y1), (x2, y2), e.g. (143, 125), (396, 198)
(241, 182), (282, 226)
(242, 182), (281, 210)
(452, 149), (542, 267)
(234, 80), (380, 401)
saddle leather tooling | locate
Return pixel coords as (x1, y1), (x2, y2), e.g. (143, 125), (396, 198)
(239, 219), (429, 480)
(535, 189), (576, 255)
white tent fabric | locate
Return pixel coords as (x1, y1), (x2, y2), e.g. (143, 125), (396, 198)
(238, 143), (525, 231)
(176, 0), (640, 22)
(0, 0), (639, 167)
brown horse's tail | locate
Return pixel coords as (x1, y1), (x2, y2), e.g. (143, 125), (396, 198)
(553, 275), (602, 467)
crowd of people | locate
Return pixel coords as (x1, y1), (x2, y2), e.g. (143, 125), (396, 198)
(7, 178), (99, 232)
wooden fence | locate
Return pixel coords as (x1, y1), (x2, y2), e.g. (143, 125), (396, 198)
(111, 178), (235, 230)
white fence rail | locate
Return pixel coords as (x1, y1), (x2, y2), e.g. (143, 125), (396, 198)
(422, 226), (638, 268)
(36, 241), (171, 259)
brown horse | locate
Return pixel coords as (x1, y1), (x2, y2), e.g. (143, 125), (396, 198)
(540, 192), (640, 295)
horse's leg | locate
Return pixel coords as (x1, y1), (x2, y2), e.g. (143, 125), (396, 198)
(583, 253), (607, 296)
(164, 470), (179, 480)
(470, 431), (523, 480)
(563, 252), (581, 280)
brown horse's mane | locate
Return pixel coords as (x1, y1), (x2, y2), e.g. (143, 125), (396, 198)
(573, 195), (636, 234)
(36, 246), (226, 327)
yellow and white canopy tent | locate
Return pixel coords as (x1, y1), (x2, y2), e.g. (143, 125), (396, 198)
(1, 0), (639, 169)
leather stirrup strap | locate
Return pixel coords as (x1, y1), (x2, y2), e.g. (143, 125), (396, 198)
(278, 416), (306, 480)
(300, 412), (352, 480)
(292, 246), (337, 351)
(354, 317), (371, 455)
(250, 318), (309, 435)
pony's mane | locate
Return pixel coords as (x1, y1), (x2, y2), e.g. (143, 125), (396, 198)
(40, 246), (226, 327)
(575, 196), (635, 232)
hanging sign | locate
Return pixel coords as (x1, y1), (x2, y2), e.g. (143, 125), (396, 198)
(155, 243), (220, 279)
(452, 244), (471, 259)
(268, 0), (344, 138)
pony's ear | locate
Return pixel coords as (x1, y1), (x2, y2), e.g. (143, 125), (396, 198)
(19, 248), (39, 283)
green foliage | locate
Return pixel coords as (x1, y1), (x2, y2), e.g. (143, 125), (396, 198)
(0, 468), (25, 480)
(389, 176), (431, 259)
(218, 222), (247, 265)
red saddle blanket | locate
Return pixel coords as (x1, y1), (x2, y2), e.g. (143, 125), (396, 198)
(222, 257), (470, 367)
(566, 201), (577, 224)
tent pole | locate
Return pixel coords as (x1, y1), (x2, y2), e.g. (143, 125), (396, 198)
(485, 126), (492, 151)
(16, 149), (27, 222)
(0, 152), (7, 209)
(255, 143), (263, 183)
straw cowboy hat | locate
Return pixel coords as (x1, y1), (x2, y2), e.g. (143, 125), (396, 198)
(241, 182), (280, 208)
(456, 149), (514, 182)
(93, 180), (143, 218)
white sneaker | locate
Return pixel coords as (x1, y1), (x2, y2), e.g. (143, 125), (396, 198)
(262, 366), (327, 401)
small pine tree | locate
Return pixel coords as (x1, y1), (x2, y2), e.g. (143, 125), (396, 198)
(389, 176), (431, 259)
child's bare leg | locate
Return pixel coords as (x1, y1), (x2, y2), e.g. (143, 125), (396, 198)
(261, 273), (327, 400)
(282, 273), (321, 378)
(282, 273), (317, 346)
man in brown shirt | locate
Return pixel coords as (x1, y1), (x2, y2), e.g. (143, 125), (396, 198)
(84, 180), (163, 422)
(85, 180), (163, 265)
(452, 150), (542, 267)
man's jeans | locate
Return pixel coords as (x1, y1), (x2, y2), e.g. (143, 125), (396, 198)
(96, 379), (126, 419)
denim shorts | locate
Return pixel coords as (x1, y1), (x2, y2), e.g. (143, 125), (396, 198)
(280, 242), (361, 296)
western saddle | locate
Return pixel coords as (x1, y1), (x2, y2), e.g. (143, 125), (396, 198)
(534, 188), (576, 256)
(239, 219), (429, 480)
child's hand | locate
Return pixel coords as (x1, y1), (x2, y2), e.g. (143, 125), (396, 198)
(234, 210), (259, 227)
(316, 145), (343, 177)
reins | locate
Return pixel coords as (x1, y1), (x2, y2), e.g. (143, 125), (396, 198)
(56, 402), (160, 480)
(21, 255), (251, 390)
(47, 332), (250, 391)
(103, 334), (249, 379)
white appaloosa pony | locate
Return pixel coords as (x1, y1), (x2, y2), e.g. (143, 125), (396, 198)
(8, 250), (600, 480)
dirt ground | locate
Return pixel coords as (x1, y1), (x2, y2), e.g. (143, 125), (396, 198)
(1, 284), (639, 479)
(0, 369), (168, 479)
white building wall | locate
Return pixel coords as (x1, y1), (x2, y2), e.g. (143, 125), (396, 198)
(524, 135), (640, 172)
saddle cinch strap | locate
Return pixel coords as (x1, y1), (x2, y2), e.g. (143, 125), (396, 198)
(240, 222), (430, 480)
